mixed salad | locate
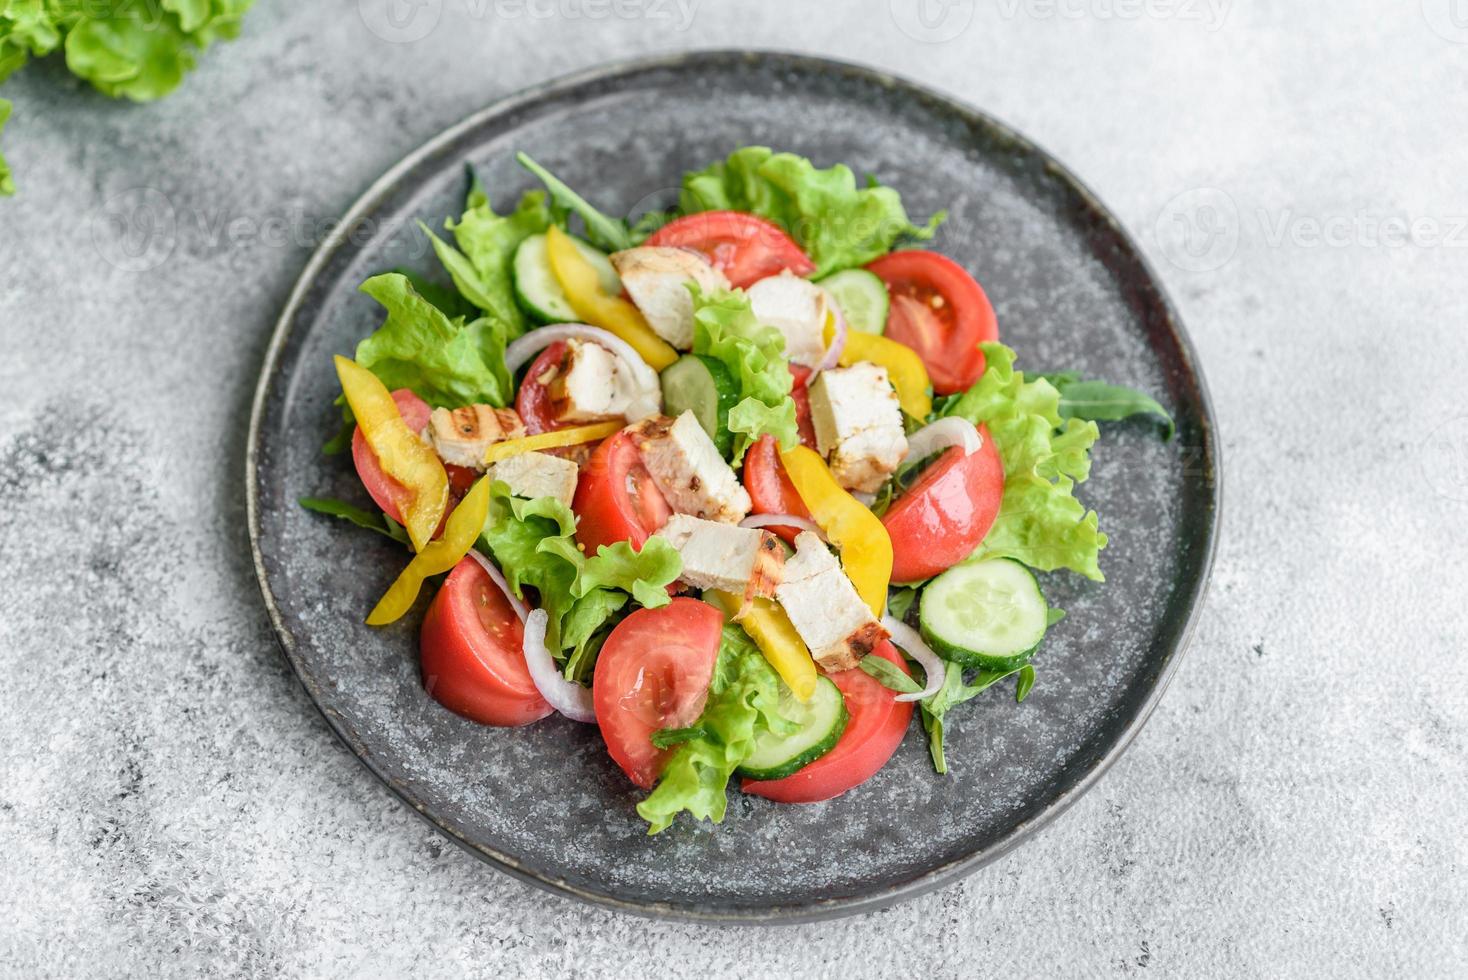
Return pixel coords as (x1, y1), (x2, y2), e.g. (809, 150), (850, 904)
(302, 147), (1173, 833)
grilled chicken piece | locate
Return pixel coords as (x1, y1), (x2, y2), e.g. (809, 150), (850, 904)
(425, 405), (526, 470)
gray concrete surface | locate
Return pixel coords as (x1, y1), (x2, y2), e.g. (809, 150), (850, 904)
(1, 1), (1464, 976)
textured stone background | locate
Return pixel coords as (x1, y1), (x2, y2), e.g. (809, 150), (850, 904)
(1, 1), (1464, 976)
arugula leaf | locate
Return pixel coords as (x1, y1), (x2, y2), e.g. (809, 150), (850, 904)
(425, 186), (550, 337)
(354, 273), (513, 409)
(943, 342), (1107, 580)
(886, 585), (919, 622)
(679, 147), (945, 277)
(637, 624), (792, 834)
(515, 152), (632, 252)
(477, 482), (680, 677)
(690, 286), (798, 459)
(859, 654), (922, 695)
(1034, 372), (1175, 439)
(918, 660), (1034, 773)
(298, 497), (411, 547)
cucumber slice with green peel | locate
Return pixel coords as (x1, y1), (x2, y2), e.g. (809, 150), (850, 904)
(660, 354), (739, 457)
(919, 558), (1050, 671)
(818, 268), (890, 334)
(736, 676), (848, 781)
(512, 232), (619, 323)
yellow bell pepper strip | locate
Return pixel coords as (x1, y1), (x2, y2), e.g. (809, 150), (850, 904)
(482, 420), (622, 465)
(778, 445), (893, 617)
(333, 355), (448, 553)
(366, 476), (494, 626)
(826, 319), (933, 419)
(708, 592), (818, 702)
(544, 225), (678, 370)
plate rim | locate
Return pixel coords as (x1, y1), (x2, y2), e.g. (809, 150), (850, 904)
(246, 48), (1222, 925)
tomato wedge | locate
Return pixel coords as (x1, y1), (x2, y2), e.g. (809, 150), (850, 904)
(867, 251), (998, 395)
(742, 640), (913, 803)
(788, 363), (818, 448)
(572, 429), (671, 554)
(419, 557), (552, 727)
(883, 427), (1005, 583)
(646, 211), (815, 288)
(352, 388), (475, 525)
(593, 598), (724, 789)
(742, 434), (813, 546)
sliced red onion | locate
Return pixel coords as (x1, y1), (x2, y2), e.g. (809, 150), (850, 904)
(465, 549), (528, 622)
(522, 608), (597, 724)
(507, 325), (663, 416)
(739, 513), (827, 541)
(881, 615), (946, 702)
(815, 300), (848, 373)
(905, 417), (981, 463)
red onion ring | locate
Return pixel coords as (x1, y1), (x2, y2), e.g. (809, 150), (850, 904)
(504, 324), (661, 419)
(465, 549), (528, 622)
(522, 608), (597, 724)
(905, 417), (981, 463)
(738, 513), (827, 541)
(815, 299), (848, 373)
(881, 615), (946, 702)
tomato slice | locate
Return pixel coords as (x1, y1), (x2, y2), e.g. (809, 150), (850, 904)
(352, 388), (475, 526)
(867, 251), (998, 395)
(515, 341), (575, 436)
(787, 363), (818, 449)
(593, 598), (724, 788)
(419, 557), (552, 727)
(646, 211), (815, 288)
(883, 426), (1005, 583)
(742, 434), (813, 546)
(742, 639), (913, 803)
(572, 429), (671, 554)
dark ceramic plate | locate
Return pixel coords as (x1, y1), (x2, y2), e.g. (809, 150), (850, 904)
(247, 51), (1218, 923)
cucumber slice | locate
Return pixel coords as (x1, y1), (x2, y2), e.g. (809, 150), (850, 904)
(512, 232), (619, 323)
(737, 676), (848, 781)
(660, 354), (739, 457)
(919, 558), (1049, 671)
(819, 268), (889, 334)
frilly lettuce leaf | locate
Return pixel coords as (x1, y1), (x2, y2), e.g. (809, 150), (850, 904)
(423, 181), (550, 338)
(636, 623), (793, 834)
(679, 146), (945, 277)
(690, 286), (798, 459)
(477, 483), (681, 682)
(354, 273), (513, 409)
(942, 342), (1107, 581)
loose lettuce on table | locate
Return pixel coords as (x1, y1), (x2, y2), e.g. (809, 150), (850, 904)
(679, 147), (945, 277)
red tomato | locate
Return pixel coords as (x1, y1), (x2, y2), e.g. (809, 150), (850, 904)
(867, 251), (998, 395)
(515, 341), (575, 435)
(647, 211), (815, 288)
(742, 640), (914, 803)
(883, 426), (1005, 583)
(572, 430), (671, 554)
(352, 388), (475, 526)
(593, 598), (724, 788)
(419, 557), (552, 727)
(787, 364), (818, 449)
(742, 434), (813, 546)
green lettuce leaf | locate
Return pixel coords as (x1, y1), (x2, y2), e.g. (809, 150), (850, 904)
(942, 342), (1107, 580)
(477, 482), (681, 679)
(0, 99), (12, 196)
(636, 623), (792, 834)
(690, 286), (798, 459)
(679, 146), (945, 277)
(424, 183), (550, 337)
(354, 273), (513, 409)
